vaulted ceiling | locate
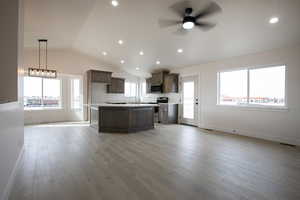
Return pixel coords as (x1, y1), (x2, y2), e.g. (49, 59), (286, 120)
(24, 0), (300, 73)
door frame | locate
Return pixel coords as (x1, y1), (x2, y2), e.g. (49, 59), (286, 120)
(179, 74), (201, 127)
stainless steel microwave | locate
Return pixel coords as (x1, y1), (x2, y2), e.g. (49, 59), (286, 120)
(151, 85), (163, 93)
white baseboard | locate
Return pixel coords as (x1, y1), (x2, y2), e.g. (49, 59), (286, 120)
(1, 146), (24, 200)
(198, 124), (299, 146)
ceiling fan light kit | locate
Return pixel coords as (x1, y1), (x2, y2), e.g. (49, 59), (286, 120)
(159, 1), (222, 34)
(183, 20), (195, 30)
(28, 39), (57, 79)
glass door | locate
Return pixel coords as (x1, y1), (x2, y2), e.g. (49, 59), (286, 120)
(181, 76), (198, 126)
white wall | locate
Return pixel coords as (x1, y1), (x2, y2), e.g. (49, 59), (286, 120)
(0, 0), (24, 199)
(172, 44), (300, 146)
(23, 48), (140, 124)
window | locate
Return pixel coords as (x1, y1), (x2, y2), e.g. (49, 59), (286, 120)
(24, 77), (62, 109)
(125, 82), (137, 97)
(249, 66), (285, 106)
(141, 82), (147, 96)
(218, 65), (286, 107)
(219, 70), (248, 105)
(71, 78), (82, 110)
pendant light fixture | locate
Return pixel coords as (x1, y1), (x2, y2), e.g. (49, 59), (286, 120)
(28, 39), (57, 78)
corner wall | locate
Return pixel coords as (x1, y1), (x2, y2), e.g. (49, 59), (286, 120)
(172, 45), (300, 146)
(0, 0), (24, 199)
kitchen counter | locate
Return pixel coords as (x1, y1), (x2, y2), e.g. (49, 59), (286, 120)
(89, 103), (158, 108)
(90, 104), (156, 133)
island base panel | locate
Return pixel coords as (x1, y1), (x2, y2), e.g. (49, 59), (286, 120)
(98, 107), (154, 133)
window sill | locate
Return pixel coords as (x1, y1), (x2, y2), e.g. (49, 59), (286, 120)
(24, 107), (63, 111)
(216, 104), (289, 112)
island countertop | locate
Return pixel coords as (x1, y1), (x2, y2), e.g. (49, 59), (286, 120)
(88, 103), (159, 109)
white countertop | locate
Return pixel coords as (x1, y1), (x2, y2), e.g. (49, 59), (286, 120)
(88, 104), (159, 108)
(157, 103), (179, 105)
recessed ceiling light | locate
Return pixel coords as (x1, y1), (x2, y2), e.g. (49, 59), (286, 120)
(120, 60), (125, 64)
(118, 40), (123, 45)
(269, 17), (279, 24)
(102, 51), (107, 56)
(156, 61), (160, 65)
(177, 49), (183, 53)
(136, 67), (140, 70)
(111, 0), (119, 7)
(139, 51), (144, 56)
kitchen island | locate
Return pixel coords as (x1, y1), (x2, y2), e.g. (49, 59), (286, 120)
(90, 104), (158, 133)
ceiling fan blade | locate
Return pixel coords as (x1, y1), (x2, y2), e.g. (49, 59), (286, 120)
(158, 19), (181, 28)
(194, 2), (222, 20)
(195, 22), (216, 31)
(174, 27), (188, 36)
(169, 0), (192, 18)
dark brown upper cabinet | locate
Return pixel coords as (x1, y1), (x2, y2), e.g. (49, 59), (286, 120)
(107, 78), (125, 93)
(147, 71), (179, 93)
(150, 71), (168, 85)
(88, 70), (112, 84)
(163, 74), (179, 93)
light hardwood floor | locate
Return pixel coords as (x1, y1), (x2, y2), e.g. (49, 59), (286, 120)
(10, 123), (300, 200)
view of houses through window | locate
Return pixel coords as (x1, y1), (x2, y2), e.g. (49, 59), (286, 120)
(24, 77), (62, 109)
(218, 65), (286, 107)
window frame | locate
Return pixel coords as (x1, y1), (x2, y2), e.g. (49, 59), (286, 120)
(24, 76), (63, 111)
(70, 77), (83, 111)
(217, 64), (288, 110)
(125, 81), (138, 97)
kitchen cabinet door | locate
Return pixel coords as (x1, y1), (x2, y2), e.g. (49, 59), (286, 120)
(158, 104), (178, 124)
(107, 78), (125, 93)
(151, 72), (164, 85)
(164, 74), (179, 93)
(90, 70), (112, 83)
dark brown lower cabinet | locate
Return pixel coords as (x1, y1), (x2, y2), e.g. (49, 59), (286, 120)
(98, 106), (155, 133)
(159, 104), (178, 124)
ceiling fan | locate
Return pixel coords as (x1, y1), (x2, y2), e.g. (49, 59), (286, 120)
(159, 0), (222, 34)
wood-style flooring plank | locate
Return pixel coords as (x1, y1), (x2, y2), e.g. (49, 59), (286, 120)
(9, 123), (300, 200)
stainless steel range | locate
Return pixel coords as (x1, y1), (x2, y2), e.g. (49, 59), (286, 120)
(157, 97), (169, 104)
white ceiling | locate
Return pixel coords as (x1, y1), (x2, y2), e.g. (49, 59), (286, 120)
(24, 0), (300, 73)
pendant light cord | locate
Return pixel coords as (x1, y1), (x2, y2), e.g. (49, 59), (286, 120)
(46, 40), (48, 70)
(38, 40), (41, 69)
(38, 39), (48, 70)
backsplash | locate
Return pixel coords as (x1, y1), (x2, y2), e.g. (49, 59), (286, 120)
(92, 83), (137, 103)
(141, 93), (181, 103)
(92, 82), (181, 104)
